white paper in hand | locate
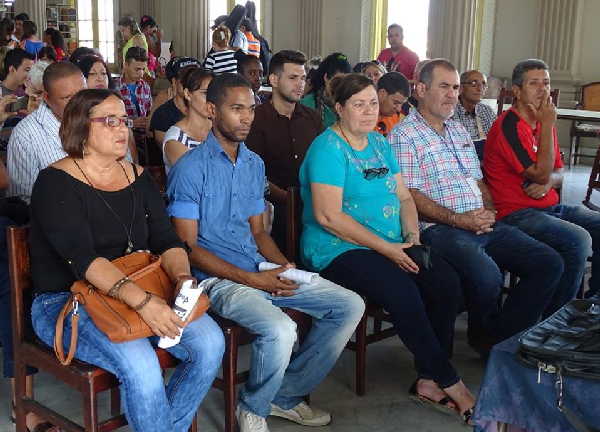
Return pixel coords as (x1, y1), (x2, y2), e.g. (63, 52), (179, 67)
(258, 262), (319, 285)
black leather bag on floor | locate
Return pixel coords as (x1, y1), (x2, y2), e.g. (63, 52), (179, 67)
(518, 298), (600, 432)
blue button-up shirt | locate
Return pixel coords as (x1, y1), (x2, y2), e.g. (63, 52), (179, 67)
(166, 131), (266, 280)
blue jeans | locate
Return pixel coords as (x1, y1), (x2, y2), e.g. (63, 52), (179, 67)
(422, 222), (563, 344)
(32, 292), (225, 432)
(206, 277), (365, 418)
(503, 204), (600, 304)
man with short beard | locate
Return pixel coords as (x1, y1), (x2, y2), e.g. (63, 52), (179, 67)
(246, 50), (323, 249)
(167, 73), (364, 432)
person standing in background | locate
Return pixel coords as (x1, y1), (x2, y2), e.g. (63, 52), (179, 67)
(377, 24), (419, 80)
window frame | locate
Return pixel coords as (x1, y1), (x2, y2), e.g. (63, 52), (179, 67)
(77, 0), (115, 65)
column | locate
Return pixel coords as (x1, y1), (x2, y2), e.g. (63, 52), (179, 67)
(14, 0), (46, 31)
(536, 0), (583, 82)
(427, 0), (477, 72)
(298, 0), (322, 60)
(155, 0), (208, 60)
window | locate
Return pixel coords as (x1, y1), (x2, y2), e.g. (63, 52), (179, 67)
(77, 0), (115, 63)
(387, 0), (429, 59)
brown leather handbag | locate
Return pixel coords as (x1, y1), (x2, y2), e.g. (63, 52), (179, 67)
(54, 252), (210, 365)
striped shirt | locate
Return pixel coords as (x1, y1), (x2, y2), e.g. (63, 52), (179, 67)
(204, 50), (238, 74)
(451, 100), (497, 141)
(7, 102), (66, 203)
(389, 109), (484, 217)
(162, 125), (204, 173)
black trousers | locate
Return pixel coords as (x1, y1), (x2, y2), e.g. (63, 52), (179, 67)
(321, 248), (463, 388)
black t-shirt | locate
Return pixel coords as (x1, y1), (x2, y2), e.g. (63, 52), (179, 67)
(29, 166), (185, 295)
(150, 98), (184, 133)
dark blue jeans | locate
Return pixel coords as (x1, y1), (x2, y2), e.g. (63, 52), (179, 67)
(321, 248), (463, 388)
(503, 204), (600, 303)
(422, 222), (563, 344)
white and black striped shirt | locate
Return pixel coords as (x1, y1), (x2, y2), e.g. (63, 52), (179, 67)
(7, 102), (66, 203)
(204, 50), (238, 75)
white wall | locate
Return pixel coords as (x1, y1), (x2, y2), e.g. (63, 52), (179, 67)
(320, 0), (362, 65)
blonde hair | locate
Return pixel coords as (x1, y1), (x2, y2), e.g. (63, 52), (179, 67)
(212, 25), (231, 49)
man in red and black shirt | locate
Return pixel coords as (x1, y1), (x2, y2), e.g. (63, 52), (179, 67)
(484, 58), (600, 306)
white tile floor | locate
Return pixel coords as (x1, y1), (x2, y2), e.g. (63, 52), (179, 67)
(0, 165), (594, 432)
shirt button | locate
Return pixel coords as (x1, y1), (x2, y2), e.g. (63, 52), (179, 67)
(294, 154), (299, 159)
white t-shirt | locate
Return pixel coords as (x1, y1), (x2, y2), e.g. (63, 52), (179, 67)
(162, 125), (203, 173)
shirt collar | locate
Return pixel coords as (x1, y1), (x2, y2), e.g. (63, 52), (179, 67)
(411, 108), (451, 136)
(205, 131), (252, 164)
(35, 102), (61, 132)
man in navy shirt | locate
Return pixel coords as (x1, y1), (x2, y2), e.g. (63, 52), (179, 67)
(167, 74), (364, 432)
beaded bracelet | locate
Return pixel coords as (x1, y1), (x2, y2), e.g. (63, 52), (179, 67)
(108, 276), (131, 299)
(133, 292), (153, 311)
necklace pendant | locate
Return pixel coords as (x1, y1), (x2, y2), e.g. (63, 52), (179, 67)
(125, 241), (133, 255)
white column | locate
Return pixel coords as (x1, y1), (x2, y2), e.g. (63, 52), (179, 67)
(427, 0), (477, 72)
(536, 0), (583, 82)
(14, 0), (46, 32)
(359, 0), (373, 61)
(298, 0), (322, 60)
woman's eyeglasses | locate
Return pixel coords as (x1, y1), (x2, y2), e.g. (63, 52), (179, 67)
(90, 116), (134, 128)
(363, 167), (389, 180)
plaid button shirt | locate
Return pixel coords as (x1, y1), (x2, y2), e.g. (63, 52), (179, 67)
(115, 77), (152, 118)
(389, 109), (484, 216)
(451, 100), (497, 141)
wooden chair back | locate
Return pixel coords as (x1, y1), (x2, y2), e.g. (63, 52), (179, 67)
(580, 82), (600, 112)
(583, 144), (600, 211)
(497, 87), (560, 116)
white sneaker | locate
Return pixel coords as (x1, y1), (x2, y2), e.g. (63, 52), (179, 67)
(270, 401), (332, 426)
(236, 406), (270, 432)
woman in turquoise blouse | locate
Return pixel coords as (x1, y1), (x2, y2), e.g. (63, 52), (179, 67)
(300, 73), (475, 424)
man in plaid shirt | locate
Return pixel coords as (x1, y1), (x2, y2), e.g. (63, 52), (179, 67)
(115, 46), (152, 130)
(389, 59), (563, 356)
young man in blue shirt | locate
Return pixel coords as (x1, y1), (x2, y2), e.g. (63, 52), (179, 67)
(167, 73), (364, 432)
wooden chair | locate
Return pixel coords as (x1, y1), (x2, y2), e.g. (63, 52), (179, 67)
(569, 82), (600, 167)
(582, 143), (600, 212)
(345, 302), (395, 396)
(210, 186), (312, 432)
(8, 225), (198, 432)
(496, 87), (560, 117)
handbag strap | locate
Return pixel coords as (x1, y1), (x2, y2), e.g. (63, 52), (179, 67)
(54, 294), (82, 366)
(562, 406), (599, 432)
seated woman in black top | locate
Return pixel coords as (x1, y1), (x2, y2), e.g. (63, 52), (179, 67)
(29, 89), (225, 432)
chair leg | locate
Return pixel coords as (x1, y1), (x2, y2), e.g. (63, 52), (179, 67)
(110, 387), (121, 417)
(570, 134), (577, 168)
(189, 412), (198, 432)
(82, 386), (99, 432)
(14, 361), (28, 432)
(223, 329), (239, 432)
(373, 318), (382, 333)
(574, 135), (581, 166)
(355, 312), (368, 396)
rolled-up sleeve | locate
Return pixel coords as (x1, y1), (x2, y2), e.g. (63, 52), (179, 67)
(166, 156), (203, 220)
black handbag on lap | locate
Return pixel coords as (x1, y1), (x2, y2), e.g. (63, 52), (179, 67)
(518, 298), (600, 432)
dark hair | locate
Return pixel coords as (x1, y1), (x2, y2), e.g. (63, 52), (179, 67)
(206, 73), (251, 106)
(309, 52), (351, 95)
(388, 23), (403, 33)
(14, 13), (29, 22)
(76, 55), (115, 89)
(237, 53), (261, 74)
(244, 0), (261, 37)
(139, 15), (157, 31)
(69, 46), (99, 64)
(512, 59), (549, 87)
(378, 71), (410, 97)
(418, 58), (457, 87)
(125, 46), (148, 63)
(21, 20), (37, 39)
(37, 46), (57, 62)
(330, 73), (375, 107)
(269, 49), (306, 76)
(44, 27), (65, 50)
(225, 4), (246, 34)
(118, 16), (141, 36)
(353, 62), (368, 73)
(0, 18), (14, 46)
(1, 48), (34, 80)
(43, 61), (83, 93)
(181, 67), (214, 108)
(60, 89), (123, 158)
